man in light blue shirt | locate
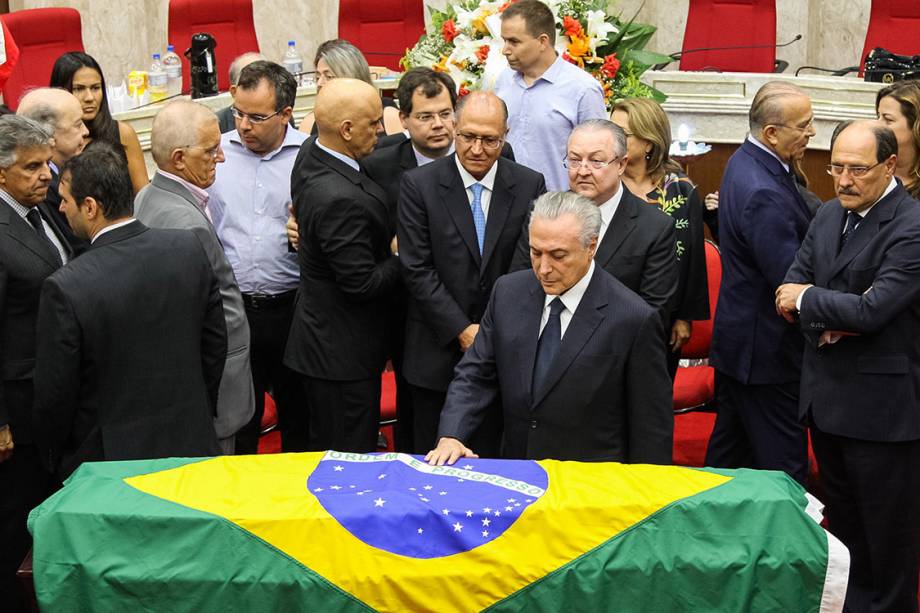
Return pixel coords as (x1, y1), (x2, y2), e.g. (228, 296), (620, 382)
(207, 61), (308, 454)
(494, 0), (607, 191)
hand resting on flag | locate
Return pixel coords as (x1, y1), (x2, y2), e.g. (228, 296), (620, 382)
(426, 437), (478, 466)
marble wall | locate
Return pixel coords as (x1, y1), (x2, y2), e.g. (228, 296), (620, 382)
(9, 0), (875, 84)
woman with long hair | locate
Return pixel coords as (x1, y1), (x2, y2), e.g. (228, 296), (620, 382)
(876, 80), (920, 198)
(611, 98), (709, 375)
(50, 52), (148, 192)
(298, 39), (401, 136)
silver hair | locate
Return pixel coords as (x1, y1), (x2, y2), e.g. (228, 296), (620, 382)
(316, 39), (373, 85)
(569, 119), (627, 157)
(529, 191), (601, 247)
(150, 100), (217, 168)
(0, 115), (53, 168)
(229, 52), (266, 86)
(749, 81), (808, 133)
(17, 100), (59, 137)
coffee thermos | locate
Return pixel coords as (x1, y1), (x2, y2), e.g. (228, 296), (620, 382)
(185, 33), (218, 99)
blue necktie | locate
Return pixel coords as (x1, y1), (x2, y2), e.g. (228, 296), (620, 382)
(532, 298), (564, 395)
(469, 182), (486, 255)
(839, 211), (862, 253)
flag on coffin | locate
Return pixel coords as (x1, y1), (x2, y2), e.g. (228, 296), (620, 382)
(28, 451), (848, 612)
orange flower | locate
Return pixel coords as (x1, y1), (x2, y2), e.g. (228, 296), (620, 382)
(441, 19), (459, 43)
(459, 84), (471, 97)
(476, 45), (490, 64)
(471, 16), (490, 35)
(563, 16), (584, 38)
(433, 55), (449, 73)
(498, 0), (517, 13)
(567, 33), (590, 59)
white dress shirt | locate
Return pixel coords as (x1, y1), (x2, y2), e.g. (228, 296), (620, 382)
(539, 260), (595, 339)
(92, 218), (137, 243)
(455, 156), (498, 219)
(596, 182), (625, 244)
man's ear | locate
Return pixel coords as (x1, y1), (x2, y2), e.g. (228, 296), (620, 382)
(81, 196), (100, 219)
(170, 147), (186, 170)
(761, 126), (779, 147)
(340, 119), (354, 142)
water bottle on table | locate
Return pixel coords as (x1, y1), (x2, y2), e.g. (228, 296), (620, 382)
(149, 53), (168, 102)
(163, 44), (183, 96)
(282, 40), (303, 85)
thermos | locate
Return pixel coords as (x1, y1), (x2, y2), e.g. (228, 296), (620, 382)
(185, 33), (218, 99)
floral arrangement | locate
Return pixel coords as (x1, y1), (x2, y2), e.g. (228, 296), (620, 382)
(401, 0), (669, 107)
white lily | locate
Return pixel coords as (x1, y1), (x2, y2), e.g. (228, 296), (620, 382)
(586, 10), (617, 53)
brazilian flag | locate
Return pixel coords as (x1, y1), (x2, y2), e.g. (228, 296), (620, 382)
(28, 452), (848, 612)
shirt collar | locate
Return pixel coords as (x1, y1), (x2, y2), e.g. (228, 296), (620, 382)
(316, 139), (360, 172)
(414, 142), (454, 167)
(455, 155), (498, 191)
(514, 54), (563, 86)
(156, 169), (210, 209)
(0, 188), (29, 218)
(91, 218), (136, 243)
(544, 261), (595, 315)
(596, 182), (624, 226)
(227, 125), (305, 160)
(857, 177), (898, 218)
(747, 134), (790, 173)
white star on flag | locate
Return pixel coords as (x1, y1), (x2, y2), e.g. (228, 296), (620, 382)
(417, 528), (424, 534)
(378, 474), (387, 479)
(515, 503), (521, 507)
(507, 498), (516, 503)
(333, 466), (344, 472)
(453, 522), (463, 532)
(465, 510), (473, 517)
(483, 507), (492, 513)
(494, 511), (501, 517)
(463, 465), (474, 470)
(409, 487), (416, 491)
(374, 498), (386, 507)
(482, 518), (491, 527)
(482, 531), (489, 537)
(421, 497), (430, 502)
(313, 488), (324, 492)
(356, 492), (365, 496)
(439, 491), (447, 496)
(423, 485), (433, 490)
(442, 509), (450, 515)
(329, 485), (342, 490)
(505, 506), (513, 511)
(349, 485), (355, 488)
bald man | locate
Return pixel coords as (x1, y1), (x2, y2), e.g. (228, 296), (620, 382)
(284, 78), (400, 453)
(134, 100), (254, 454)
(18, 87), (90, 254)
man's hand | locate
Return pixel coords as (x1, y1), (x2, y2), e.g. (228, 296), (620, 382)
(0, 424), (13, 463)
(425, 437), (478, 466)
(286, 205), (299, 250)
(390, 235), (398, 256)
(704, 191), (719, 211)
(670, 319), (692, 352)
(457, 324), (480, 351)
(775, 283), (812, 323)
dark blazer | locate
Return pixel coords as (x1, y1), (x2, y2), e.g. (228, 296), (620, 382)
(398, 154), (546, 391)
(710, 139), (812, 384)
(33, 222), (227, 479)
(785, 183), (920, 442)
(438, 266), (673, 463)
(41, 169), (89, 256)
(0, 200), (70, 443)
(284, 141), (401, 380)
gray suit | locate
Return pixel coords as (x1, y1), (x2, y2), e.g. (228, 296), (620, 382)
(134, 172), (254, 452)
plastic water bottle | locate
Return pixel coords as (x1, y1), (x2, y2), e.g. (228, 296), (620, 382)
(148, 53), (168, 102)
(163, 44), (183, 96)
(282, 40), (303, 85)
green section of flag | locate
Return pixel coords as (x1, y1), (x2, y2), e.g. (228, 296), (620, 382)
(28, 458), (372, 613)
(488, 468), (829, 613)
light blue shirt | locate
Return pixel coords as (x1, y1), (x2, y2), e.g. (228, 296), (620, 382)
(494, 55), (607, 191)
(316, 140), (360, 172)
(207, 126), (307, 295)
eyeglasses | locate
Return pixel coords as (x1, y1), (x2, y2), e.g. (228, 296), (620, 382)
(563, 157), (618, 170)
(826, 161), (883, 178)
(772, 118), (815, 133)
(230, 106), (282, 124)
(182, 144), (222, 159)
(456, 132), (503, 150)
(413, 110), (454, 124)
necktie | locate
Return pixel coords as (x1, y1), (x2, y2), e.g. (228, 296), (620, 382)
(26, 208), (62, 265)
(839, 211), (862, 252)
(469, 182), (486, 255)
(532, 298), (565, 395)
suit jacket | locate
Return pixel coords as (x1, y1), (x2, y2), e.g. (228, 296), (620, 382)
(710, 139), (812, 384)
(785, 182), (920, 442)
(34, 222), (226, 478)
(134, 172), (254, 439)
(511, 186), (678, 325)
(0, 200), (70, 443)
(399, 154), (546, 390)
(284, 141), (401, 380)
(41, 169), (89, 256)
(438, 266), (673, 463)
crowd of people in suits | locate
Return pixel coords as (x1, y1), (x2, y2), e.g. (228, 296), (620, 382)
(0, 0), (918, 611)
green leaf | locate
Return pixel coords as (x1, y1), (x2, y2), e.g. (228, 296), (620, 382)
(623, 49), (673, 66)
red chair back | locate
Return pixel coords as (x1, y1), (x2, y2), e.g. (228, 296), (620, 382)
(168, 0), (260, 93)
(679, 0), (777, 73)
(860, 0), (920, 75)
(338, 0), (425, 71)
(681, 240), (722, 359)
(0, 8), (84, 110)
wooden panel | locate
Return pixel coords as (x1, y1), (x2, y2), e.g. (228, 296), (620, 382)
(682, 144), (834, 202)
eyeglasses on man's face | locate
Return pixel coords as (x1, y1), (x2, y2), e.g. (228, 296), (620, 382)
(826, 161), (883, 178)
(230, 106), (282, 124)
(413, 110), (454, 124)
(182, 144), (222, 159)
(456, 132), (503, 150)
(563, 157), (619, 170)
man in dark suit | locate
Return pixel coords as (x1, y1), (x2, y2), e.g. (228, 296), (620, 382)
(283, 78), (401, 453)
(427, 191), (672, 465)
(0, 115), (71, 613)
(34, 145), (227, 480)
(777, 120), (920, 613)
(400, 91), (546, 455)
(706, 81), (816, 485)
(17, 87), (90, 255)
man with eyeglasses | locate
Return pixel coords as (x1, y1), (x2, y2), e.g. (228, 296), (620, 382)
(202, 61), (309, 454)
(135, 100), (255, 454)
(777, 119), (920, 613)
(706, 81), (815, 486)
(398, 91), (546, 455)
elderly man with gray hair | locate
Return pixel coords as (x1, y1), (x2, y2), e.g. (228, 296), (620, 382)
(428, 190), (672, 466)
(134, 100), (254, 454)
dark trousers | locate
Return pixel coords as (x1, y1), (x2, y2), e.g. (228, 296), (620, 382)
(1, 443), (56, 613)
(300, 376), (380, 453)
(705, 371), (808, 485)
(387, 300), (414, 453)
(409, 383), (502, 457)
(810, 426), (920, 613)
(235, 292), (308, 454)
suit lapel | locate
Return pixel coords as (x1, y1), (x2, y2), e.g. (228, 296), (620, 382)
(531, 268), (607, 408)
(38, 201), (75, 261)
(4, 205), (62, 268)
(513, 279), (545, 408)
(595, 190), (637, 267)
(827, 186), (900, 280)
(152, 173), (210, 223)
(440, 158), (481, 265)
(399, 139), (417, 172)
(480, 160), (514, 272)
(815, 204), (846, 286)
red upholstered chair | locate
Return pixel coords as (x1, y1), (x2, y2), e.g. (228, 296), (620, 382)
(338, 0), (425, 71)
(260, 393), (278, 435)
(859, 0), (920, 75)
(379, 370), (397, 451)
(167, 0), (260, 93)
(0, 8), (84, 110)
(679, 0), (778, 73)
(673, 240), (722, 413)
